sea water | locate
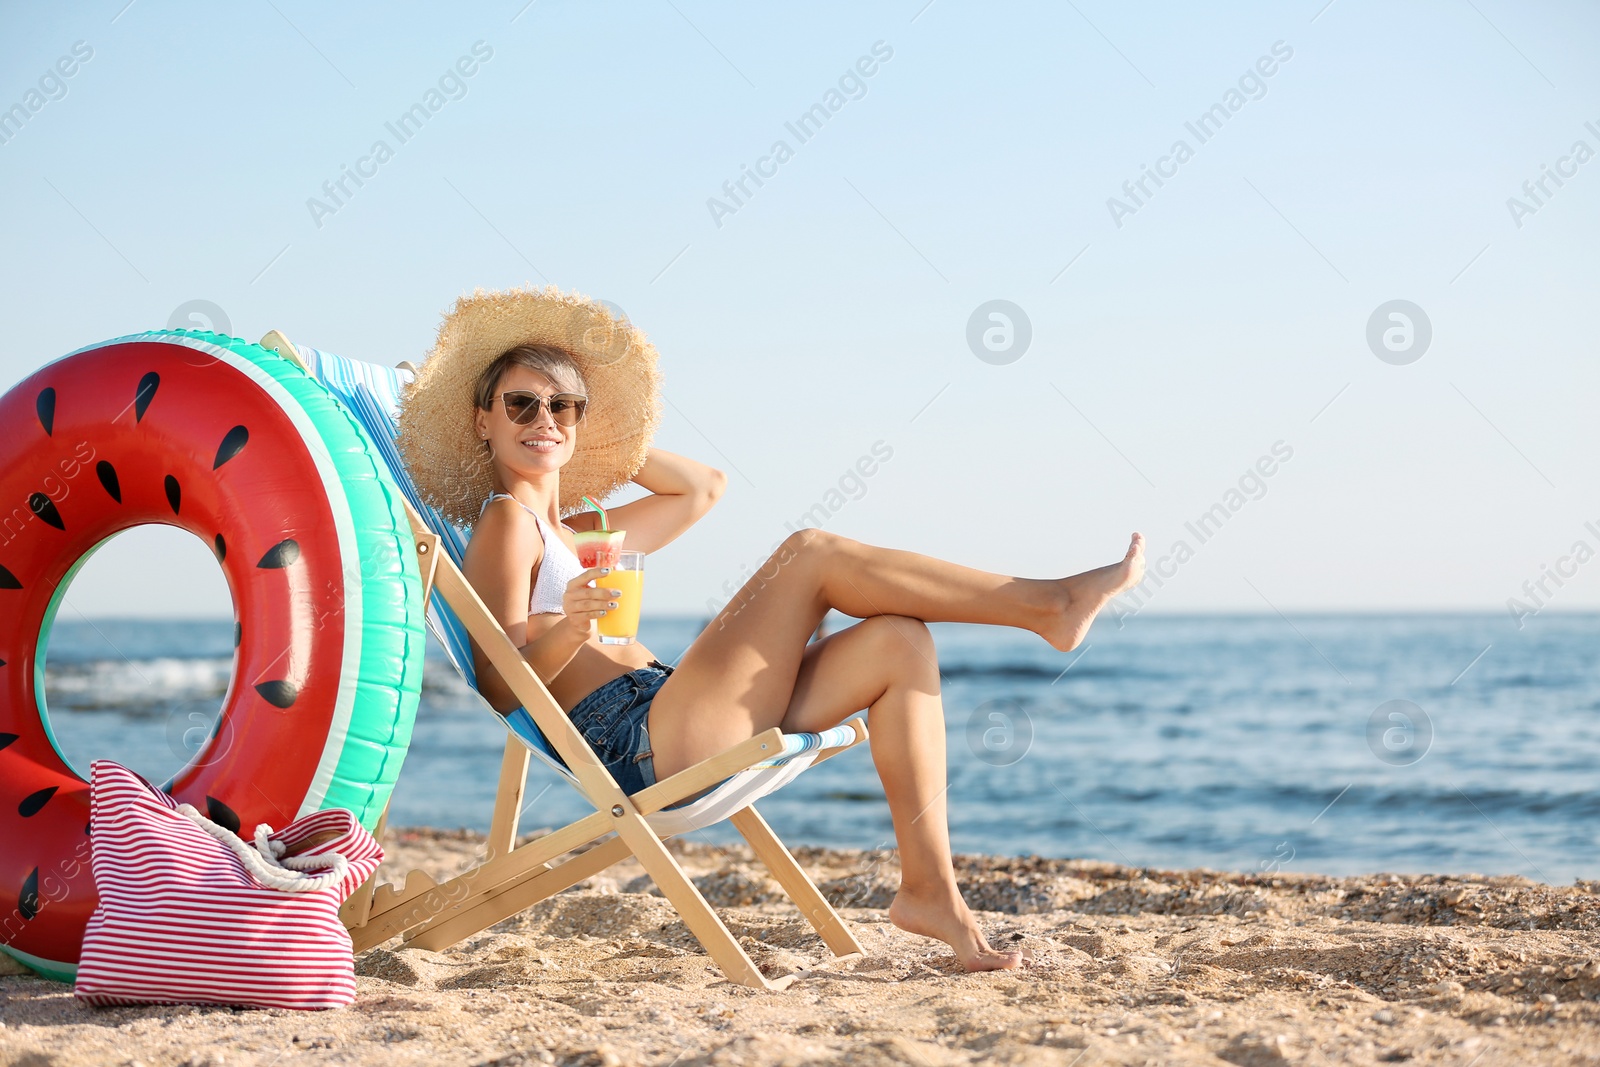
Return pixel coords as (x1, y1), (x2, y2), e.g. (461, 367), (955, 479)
(36, 612), (1599, 884)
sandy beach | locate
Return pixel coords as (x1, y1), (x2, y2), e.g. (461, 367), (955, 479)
(3, 825), (1597, 1067)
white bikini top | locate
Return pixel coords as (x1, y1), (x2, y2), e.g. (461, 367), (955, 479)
(479, 493), (586, 616)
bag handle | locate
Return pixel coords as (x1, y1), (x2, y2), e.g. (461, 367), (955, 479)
(175, 804), (350, 894)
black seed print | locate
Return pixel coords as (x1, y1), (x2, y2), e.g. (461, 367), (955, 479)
(35, 388), (55, 436)
(97, 461), (121, 502)
(213, 533), (226, 562)
(256, 540), (299, 569)
(206, 796), (241, 835)
(213, 425), (248, 469)
(233, 620), (241, 648)
(255, 680), (298, 708)
(0, 733), (17, 751)
(164, 475), (181, 514)
(18, 786), (57, 817)
(27, 493), (63, 531)
(135, 372), (159, 422)
(0, 566), (19, 590)
(19, 868), (38, 921)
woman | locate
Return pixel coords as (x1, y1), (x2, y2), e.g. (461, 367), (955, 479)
(398, 286), (1145, 973)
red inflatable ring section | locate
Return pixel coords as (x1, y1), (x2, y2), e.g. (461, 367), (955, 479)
(0, 333), (420, 980)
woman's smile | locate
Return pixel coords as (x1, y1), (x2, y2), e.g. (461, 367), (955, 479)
(519, 434), (562, 453)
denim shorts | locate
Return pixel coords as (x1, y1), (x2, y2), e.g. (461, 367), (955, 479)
(561, 660), (674, 795)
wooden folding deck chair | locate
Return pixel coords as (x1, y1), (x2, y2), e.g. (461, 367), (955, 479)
(259, 331), (869, 991)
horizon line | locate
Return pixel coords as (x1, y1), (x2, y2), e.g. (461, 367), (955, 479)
(49, 607), (1600, 623)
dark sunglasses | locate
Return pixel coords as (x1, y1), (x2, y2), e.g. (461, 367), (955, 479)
(494, 390), (587, 426)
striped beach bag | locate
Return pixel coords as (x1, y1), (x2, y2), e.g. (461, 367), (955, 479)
(73, 760), (383, 1010)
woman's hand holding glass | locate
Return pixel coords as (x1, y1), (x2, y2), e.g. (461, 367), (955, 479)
(561, 567), (621, 641)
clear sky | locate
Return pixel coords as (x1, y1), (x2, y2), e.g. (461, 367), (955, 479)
(3, 0), (1597, 620)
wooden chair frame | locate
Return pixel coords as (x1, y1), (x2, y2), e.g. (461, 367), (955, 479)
(261, 333), (869, 990)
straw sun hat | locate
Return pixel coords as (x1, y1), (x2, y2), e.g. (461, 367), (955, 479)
(396, 284), (663, 528)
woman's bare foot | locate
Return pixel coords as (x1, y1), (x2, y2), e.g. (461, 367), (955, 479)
(889, 884), (1026, 972)
(1040, 532), (1145, 652)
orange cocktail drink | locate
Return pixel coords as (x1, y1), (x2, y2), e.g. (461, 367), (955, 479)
(596, 550), (643, 644)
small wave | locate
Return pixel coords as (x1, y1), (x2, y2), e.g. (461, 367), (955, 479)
(938, 662), (1164, 682)
(937, 663), (1063, 682)
(1375, 785), (1600, 820)
(41, 657), (232, 710)
(1488, 673), (1544, 689)
(1170, 780), (1600, 820)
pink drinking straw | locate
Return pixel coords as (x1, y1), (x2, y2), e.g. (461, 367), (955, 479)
(581, 495), (608, 531)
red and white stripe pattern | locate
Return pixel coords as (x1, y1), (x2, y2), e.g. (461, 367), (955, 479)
(73, 761), (382, 1010)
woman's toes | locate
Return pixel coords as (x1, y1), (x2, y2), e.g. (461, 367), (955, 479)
(890, 888), (1028, 972)
(964, 947), (1025, 972)
(1041, 538), (1148, 652)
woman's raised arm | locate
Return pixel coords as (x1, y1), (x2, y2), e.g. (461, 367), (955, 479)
(566, 447), (726, 554)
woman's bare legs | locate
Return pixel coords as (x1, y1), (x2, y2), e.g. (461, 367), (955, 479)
(645, 528), (1144, 970)
(649, 528), (1144, 775)
(779, 614), (1023, 970)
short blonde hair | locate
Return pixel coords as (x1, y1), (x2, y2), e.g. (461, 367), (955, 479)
(473, 344), (587, 410)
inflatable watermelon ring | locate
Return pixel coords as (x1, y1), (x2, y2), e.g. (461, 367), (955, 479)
(0, 330), (425, 981)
